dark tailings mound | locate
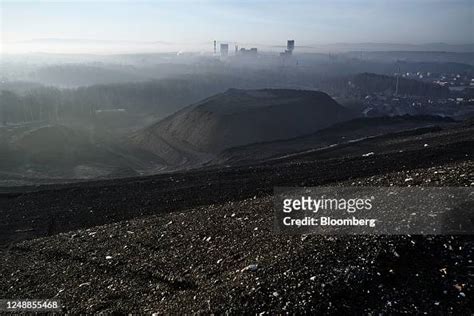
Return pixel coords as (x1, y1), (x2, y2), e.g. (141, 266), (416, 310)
(132, 89), (354, 164)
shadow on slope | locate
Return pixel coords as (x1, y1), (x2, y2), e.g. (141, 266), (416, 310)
(216, 115), (456, 165)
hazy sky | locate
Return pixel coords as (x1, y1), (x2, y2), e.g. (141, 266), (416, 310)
(1, 0), (473, 53)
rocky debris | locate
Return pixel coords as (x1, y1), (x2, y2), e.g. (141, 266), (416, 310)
(0, 160), (473, 314)
(343, 161), (473, 187)
(241, 264), (259, 273)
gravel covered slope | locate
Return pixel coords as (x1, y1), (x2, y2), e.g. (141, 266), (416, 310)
(1, 161), (473, 314)
(0, 123), (473, 314)
(1, 123), (473, 247)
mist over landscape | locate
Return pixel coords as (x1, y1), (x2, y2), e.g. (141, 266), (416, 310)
(0, 0), (473, 314)
(1, 48), (473, 184)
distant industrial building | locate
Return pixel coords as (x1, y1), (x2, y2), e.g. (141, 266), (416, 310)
(280, 40), (295, 56)
(238, 47), (258, 56)
(213, 39), (295, 57)
(287, 40), (295, 52)
(220, 43), (229, 57)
